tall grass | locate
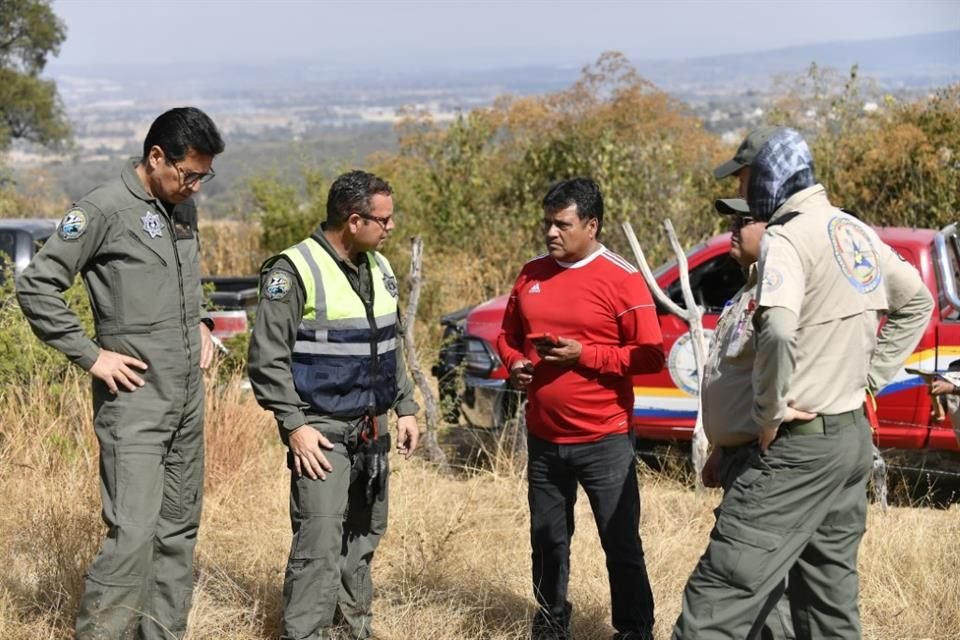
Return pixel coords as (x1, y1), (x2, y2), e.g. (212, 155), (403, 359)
(1, 368), (958, 639)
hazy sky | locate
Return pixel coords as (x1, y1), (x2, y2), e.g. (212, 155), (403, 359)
(51, 0), (960, 69)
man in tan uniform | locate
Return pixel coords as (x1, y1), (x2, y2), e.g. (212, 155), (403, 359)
(673, 127), (933, 640)
(696, 197), (794, 640)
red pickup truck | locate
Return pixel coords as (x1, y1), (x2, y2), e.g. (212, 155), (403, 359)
(433, 224), (960, 453)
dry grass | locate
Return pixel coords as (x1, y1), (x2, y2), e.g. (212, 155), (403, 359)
(1, 370), (959, 640)
(198, 219), (267, 277)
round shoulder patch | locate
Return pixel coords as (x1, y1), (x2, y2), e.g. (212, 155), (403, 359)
(828, 216), (881, 293)
(263, 269), (293, 301)
(761, 266), (784, 292)
(59, 208), (88, 241)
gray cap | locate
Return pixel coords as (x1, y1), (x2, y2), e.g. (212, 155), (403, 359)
(713, 126), (781, 179)
(715, 198), (750, 215)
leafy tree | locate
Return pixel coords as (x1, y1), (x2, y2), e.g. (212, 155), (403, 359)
(379, 52), (726, 268)
(768, 64), (959, 228)
(0, 0), (70, 150)
(249, 168), (328, 254)
(827, 84), (960, 229)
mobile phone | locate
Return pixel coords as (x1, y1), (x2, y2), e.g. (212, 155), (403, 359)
(527, 332), (559, 346)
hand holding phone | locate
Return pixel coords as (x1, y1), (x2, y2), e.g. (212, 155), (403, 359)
(527, 332), (559, 346)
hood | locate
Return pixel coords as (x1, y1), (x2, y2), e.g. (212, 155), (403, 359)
(747, 128), (817, 221)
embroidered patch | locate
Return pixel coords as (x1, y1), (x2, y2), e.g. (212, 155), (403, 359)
(141, 211), (165, 239)
(264, 270), (293, 301)
(59, 208), (88, 240)
(761, 267), (784, 292)
(828, 216), (881, 293)
(383, 274), (399, 298)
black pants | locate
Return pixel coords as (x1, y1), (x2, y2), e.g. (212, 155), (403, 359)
(527, 432), (655, 636)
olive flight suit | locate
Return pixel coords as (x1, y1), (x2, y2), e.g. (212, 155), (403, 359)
(248, 227), (418, 640)
(16, 158), (209, 640)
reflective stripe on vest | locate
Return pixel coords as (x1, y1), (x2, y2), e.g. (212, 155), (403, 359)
(281, 238), (399, 417)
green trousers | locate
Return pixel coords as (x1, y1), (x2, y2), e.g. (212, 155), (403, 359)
(76, 352), (205, 640)
(673, 409), (873, 640)
(714, 444), (795, 640)
(281, 427), (390, 640)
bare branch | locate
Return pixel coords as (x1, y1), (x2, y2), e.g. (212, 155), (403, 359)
(620, 220), (687, 319)
(401, 236), (451, 473)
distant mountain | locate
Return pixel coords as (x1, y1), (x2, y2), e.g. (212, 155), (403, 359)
(635, 30), (960, 97)
(46, 30), (958, 111)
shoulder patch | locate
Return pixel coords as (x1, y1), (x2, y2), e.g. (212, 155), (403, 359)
(761, 267), (784, 292)
(263, 269), (294, 301)
(827, 216), (881, 293)
(382, 273), (399, 298)
(59, 207), (88, 240)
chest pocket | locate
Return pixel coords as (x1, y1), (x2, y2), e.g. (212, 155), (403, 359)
(108, 213), (178, 330)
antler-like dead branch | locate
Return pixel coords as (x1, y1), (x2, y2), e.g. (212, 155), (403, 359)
(621, 219), (710, 491)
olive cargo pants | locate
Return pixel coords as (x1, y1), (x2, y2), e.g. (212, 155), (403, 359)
(673, 409), (873, 640)
(281, 428), (391, 640)
(714, 444), (796, 640)
(76, 365), (205, 640)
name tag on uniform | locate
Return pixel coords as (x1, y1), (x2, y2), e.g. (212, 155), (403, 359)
(174, 223), (194, 240)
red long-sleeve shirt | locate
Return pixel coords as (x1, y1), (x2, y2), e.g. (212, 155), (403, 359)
(496, 246), (665, 443)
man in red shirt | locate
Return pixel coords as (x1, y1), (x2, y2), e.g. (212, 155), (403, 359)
(497, 178), (665, 640)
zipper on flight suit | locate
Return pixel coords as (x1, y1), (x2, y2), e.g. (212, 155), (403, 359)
(156, 201), (194, 412)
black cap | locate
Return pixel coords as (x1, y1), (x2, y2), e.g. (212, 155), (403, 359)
(713, 126), (782, 179)
(715, 198), (750, 215)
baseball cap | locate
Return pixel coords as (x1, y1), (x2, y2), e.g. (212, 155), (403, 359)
(713, 126), (781, 179)
(714, 198), (750, 215)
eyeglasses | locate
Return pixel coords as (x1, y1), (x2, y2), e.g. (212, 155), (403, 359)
(731, 215), (756, 230)
(172, 162), (216, 187)
(359, 213), (393, 230)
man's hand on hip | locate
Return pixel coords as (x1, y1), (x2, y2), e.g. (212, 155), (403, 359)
(396, 415), (419, 458)
(288, 426), (335, 480)
(759, 405), (817, 453)
(89, 349), (148, 394)
(538, 336), (582, 368)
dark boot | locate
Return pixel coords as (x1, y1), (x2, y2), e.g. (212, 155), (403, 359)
(531, 602), (573, 640)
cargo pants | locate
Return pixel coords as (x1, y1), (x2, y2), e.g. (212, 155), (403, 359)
(713, 444), (795, 640)
(76, 327), (205, 640)
(673, 409), (873, 640)
(281, 425), (391, 640)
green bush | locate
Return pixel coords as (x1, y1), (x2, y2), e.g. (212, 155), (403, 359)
(0, 270), (93, 395)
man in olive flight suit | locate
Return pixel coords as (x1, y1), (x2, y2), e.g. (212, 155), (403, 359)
(16, 107), (225, 640)
(248, 170), (420, 640)
(673, 127), (933, 639)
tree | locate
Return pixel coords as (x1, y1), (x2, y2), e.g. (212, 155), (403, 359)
(0, 0), (70, 150)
